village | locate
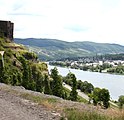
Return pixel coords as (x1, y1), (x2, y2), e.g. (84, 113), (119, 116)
(50, 57), (124, 74)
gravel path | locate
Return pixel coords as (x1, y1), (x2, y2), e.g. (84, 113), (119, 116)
(0, 83), (60, 120)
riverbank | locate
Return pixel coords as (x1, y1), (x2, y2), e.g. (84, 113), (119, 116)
(48, 65), (124, 100)
(49, 61), (124, 75)
(63, 82), (118, 107)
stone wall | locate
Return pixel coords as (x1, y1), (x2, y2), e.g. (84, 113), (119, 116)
(0, 20), (14, 41)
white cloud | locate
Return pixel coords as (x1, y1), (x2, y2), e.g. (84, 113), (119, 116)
(0, 0), (124, 45)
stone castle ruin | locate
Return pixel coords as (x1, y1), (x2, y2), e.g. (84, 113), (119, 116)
(0, 20), (14, 41)
(0, 20), (14, 68)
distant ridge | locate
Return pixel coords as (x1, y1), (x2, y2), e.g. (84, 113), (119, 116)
(15, 38), (124, 61)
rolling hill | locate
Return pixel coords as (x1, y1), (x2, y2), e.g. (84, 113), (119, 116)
(14, 38), (124, 61)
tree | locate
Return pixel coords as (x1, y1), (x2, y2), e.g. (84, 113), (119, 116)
(69, 73), (78, 101)
(92, 87), (110, 108)
(44, 74), (52, 95)
(35, 72), (43, 92)
(100, 88), (110, 108)
(19, 56), (30, 89)
(77, 80), (82, 89)
(92, 87), (101, 106)
(27, 63), (36, 91)
(118, 95), (124, 109)
(31, 63), (46, 93)
(80, 81), (94, 94)
(64, 72), (73, 86)
(51, 67), (64, 97)
(86, 83), (94, 93)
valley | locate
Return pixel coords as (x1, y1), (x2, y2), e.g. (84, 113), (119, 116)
(15, 38), (124, 61)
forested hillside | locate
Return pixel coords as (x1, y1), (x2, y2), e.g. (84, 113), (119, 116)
(15, 38), (124, 61)
(0, 37), (48, 91)
(0, 37), (77, 101)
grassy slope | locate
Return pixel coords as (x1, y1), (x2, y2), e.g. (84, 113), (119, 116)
(1, 83), (124, 120)
(15, 38), (124, 61)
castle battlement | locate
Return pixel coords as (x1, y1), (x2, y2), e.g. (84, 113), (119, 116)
(0, 20), (14, 41)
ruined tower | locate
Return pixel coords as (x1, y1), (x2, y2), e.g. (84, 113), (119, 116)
(0, 20), (14, 41)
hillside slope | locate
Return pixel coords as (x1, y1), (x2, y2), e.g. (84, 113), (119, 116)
(0, 37), (48, 91)
(1, 83), (123, 120)
(15, 38), (124, 61)
(0, 83), (60, 120)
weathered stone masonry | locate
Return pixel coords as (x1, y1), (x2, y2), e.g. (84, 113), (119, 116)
(0, 20), (14, 41)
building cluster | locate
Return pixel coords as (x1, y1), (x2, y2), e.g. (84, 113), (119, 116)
(70, 60), (124, 67)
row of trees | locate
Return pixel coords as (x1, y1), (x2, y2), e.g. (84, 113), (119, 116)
(107, 65), (124, 75)
(63, 70), (110, 109)
(63, 75), (94, 94)
(61, 66), (124, 109)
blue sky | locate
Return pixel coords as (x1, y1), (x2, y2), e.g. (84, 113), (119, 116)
(0, 0), (124, 45)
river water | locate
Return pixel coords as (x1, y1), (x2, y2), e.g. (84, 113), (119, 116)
(48, 65), (124, 100)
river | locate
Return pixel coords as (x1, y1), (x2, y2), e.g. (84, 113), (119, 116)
(48, 65), (124, 100)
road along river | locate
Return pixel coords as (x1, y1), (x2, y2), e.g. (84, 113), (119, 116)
(48, 65), (124, 101)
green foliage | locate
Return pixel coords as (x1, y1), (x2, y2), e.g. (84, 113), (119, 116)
(80, 81), (94, 94)
(63, 73), (73, 86)
(22, 52), (38, 60)
(69, 73), (78, 101)
(107, 66), (124, 75)
(0, 37), (49, 95)
(35, 72), (43, 92)
(118, 95), (124, 109)
(0, 60), (22, 85)
(64, 75), (94, 94)
(92, 87), (101, 106)
(0, 38), (5, 48)
(0, 47), (23, 85)
(77, 80), (82, 89)
(31, 63), (44, 92)
(91, 87), (110, 108)
(100, 88), (110, 108)
(18, 56), (47, 92)
(19, 56), (30, 89)
(44, 74), (52, 95)
(5, 48), (13, 58)
(50, 67), (64, 98)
